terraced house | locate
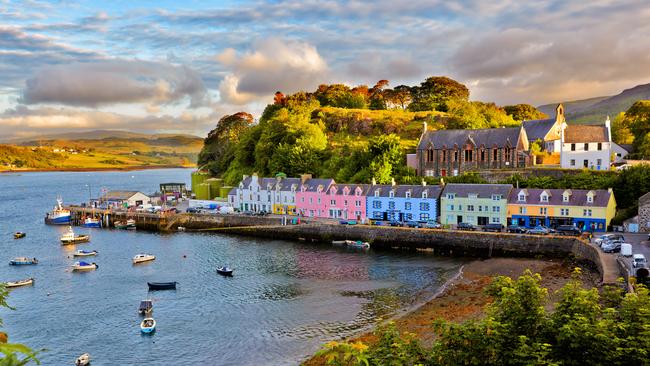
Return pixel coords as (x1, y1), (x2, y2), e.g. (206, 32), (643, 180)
(228, 174), (299, 214)
(324, 183), (370, 221)
(365, 180), (442, 223)
(295, 177), (335, 218)
(439, 184), (512, 226)
(507, 188), (616, 232)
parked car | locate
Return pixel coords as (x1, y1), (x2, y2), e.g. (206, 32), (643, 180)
(254, 211), (269, 216)
(389, 220), (403, 227)
(186, 207), (200, 213)
(372, 221), (384, 226)
(507, 225), (527, 234)
(483, 223), (504, 232)
(556, 225), (582, 236)
(600, 238), (624, 249)
(241, 210), (254, 216)
(633, 254), (647, 268)
(457, 222), (477, 231)
(594, 234), (625, 245)
(405, 221), (421, 228)
(527, 226), (551, 235)
(602, 242), (622, 253)
(424, 220), (441, 229)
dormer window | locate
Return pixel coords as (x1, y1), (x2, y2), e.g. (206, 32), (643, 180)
(540, 193), (549, 202)
(374, 190), (380, 197)
(518, 194), (526, 202)
(389, 191), (395, 198)
(422, 191), (428, 199)
(563, 195), (569, 202)
(355, 188), (361, 196)
(446, 193), (454, 200)
(405, 191), (411, 198)
(587, 195), (593, 203)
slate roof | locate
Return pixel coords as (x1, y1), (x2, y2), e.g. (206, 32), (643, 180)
(329, 183), (372, 196)
(228, 187), (237, 196)
(442, 184), (513, 199)
(100, 191), (145, 200)
(278, 178), (301, 191)
(564, 125), (609, 143)
(301, 178), (335, 192)
(368, 184), (443, 199)
(508, 188), (612, 207)
(417, 127), (523, 150)
(522, 118), (557, 141)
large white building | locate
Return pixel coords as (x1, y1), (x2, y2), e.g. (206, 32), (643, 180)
(227, 174), (301, 214)
(560, 117), (612, 171)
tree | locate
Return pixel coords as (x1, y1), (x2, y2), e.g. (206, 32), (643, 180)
(385, 85), (412, 110)
(197, 112), (254, 176)
(446, 100), (517, 129)
(503, 104), (548, 121)
(624, 100), (650, 157)
(611, 112), (633, 145)
(408, 76), (469, 112)
(0, 284), (41, 365)
(273, 91), (286, 106)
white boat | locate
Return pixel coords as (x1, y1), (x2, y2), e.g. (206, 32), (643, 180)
(9, 257), (38, 265)
(140, 317), (156, 333)
(5, 278), (34, 288)
(132, 254), (155, 264)
(82, 217), (101, 228)
(72, 261), (98, 271)
(44, 197), (71, 225)
(333, 240), (370, 249)
(60, 227), (90, 244)
(73, 250), (98, 257)
(75, 353), (90, 366)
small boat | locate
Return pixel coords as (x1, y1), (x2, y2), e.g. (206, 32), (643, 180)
(5, 278), (34, 288)
(140, 317), (156, 333)
(75, 353), (90, 366)
(82, 217), (101, 228)
(60, 227), (90, 244)
(347, 240), (370, 249)
(216, 266), (233, 276)
(115, 219), (136, 230)
(133, 254), (155, 264)
(9, 257), (38, 265)
(147, 281), (177, 290)
(138, 300), (153, 315)
(72, 261), (98, 271)
(14, 232), (26, 239)
(73, 250), (98, 257)
(44, 197), (71, 225)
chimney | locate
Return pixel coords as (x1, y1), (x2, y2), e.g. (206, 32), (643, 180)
(421, 179), (426, 186)
(605, 116), (612, 142)
(251, 173), (258, 185)
(423, 121), (428, 136)
(300, 174), (312, 184)
(371, 178), (376, 186)
(391, 178), (396, 186)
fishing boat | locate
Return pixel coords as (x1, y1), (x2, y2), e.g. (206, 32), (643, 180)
(140, 317), (156, 333)
(82, 217), (101, 228)
(347, 240), (370, 249)
(44, 197), (71, 225)
(114, 219), (136, 230)
(71, 261), (98, 271)
(60, 227), (90, 244)
(73, 250), (98, 257)
(147, 281), (177, 290)
(13, 232), (26, 239)
(132, 254), (155, 264)
(75, 353), (90, 366)
(216, 266), (233, 276)
(138, 300), (153, 316)
(9, 257), (38, 265)
(5, 278), (34, 288)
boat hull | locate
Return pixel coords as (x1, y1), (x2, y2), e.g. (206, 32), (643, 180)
(5, 278), (34, 288)
(73, 251), (97, 257)
(133, 258), (155, 264)
(216, 269), (233, 277)
(61, 236), (90, 245)
(45, 215), (71, 225)
(14, 233), (26, 239)
(9, 261), (37, 265)
(147, 282), (176, 290)
(82, 222), (101, 228)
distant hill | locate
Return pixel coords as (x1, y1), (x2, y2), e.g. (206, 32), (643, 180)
(3, 129), (201, 143)
(538, 83), (650, 124)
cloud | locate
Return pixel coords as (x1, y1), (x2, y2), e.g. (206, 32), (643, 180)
(216, 38), (328, 104)
(20, 59), (209, 108)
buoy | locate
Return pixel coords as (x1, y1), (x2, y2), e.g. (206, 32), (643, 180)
(183, 255), (187, 258)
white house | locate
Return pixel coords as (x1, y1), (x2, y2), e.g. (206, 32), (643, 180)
(560, 117), (612, 170)
(99, 191), (151, 207)
(228, 174), (301, 213)
(611, 142), (631, 164)
(522, 104), (564, 152)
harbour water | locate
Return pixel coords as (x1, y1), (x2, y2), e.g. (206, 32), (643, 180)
(0, 169), (468, 365)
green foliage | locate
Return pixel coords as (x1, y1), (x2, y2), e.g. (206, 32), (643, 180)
(446, 100), (518, 130)
(316, 270), (650, 366)
(503, 104), (548, 121)
(611, 112), (634, 145)
(198, 112), (254, 176)
(315, 340), (369, 366)
(0, 284), (41, 365)
(441, 172), (487, 184)
(529, 139), (544, 155)
(0, 146), (66, 169)
(625, 100), (650, 158)
(409, 76), (469, 112)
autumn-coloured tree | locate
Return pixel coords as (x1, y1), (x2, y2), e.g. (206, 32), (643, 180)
(409, 76), (469, 112)
(273, 91), (286, 106)
(385, 85), (412, 110)
(503, 104), (548, 121)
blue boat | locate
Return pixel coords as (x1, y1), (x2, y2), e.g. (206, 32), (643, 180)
(140, 318), (156, 333)
(44, 197), (71, 225)
(82, 217), (101, 228)
(9, 257), (38, 265)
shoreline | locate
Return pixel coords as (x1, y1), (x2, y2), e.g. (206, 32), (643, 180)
(302, 257), (599, 365)
(0, 165), (195, 174)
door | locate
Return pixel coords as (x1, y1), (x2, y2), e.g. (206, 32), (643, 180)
(441, 169), (447, 177)
(583, 160), (588, 168)
(457, 215), (463, 224)
(478, 216), (488, 225)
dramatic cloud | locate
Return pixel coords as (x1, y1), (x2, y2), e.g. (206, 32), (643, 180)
(216, 38), (328, 104)
(21, 59), (209, 108)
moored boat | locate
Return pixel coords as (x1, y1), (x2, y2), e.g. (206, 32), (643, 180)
(133, 254), (155, 264)
(5, 278), (34, 288)
(216, 266), (233, 276)
(60, 227), (90, 244)
(9, 257), (38, 265)
(82, 217), (101, 228)
(75, 353), (90, 366)
(147, 281), (177, 290)
(72, 261), (98, 271)
(347, 240), (370, 249)
(140, 317), (156, 333)
(13, 232), (26, 239)
(73, 250), (98, 257)
(44, 197), (71, 225)
(138, 300), (153, 315)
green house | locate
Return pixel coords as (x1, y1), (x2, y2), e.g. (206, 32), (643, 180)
(440, 183), (513, 226)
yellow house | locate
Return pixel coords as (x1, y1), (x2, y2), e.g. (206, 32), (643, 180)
(507, 188), (616, 232)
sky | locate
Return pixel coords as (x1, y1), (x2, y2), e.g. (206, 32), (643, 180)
(1, 0), (650, 139)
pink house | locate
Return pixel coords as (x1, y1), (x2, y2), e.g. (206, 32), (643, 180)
(296, 177), (335, 218)
(324, 184), (370, 221)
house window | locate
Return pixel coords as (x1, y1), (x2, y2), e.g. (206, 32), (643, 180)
(420, 213), (430, 221)
(597, 159), (602, 166)
(587, 195), (593, 203)
(374, 212), (382, 219)
(505, 147), (511, 161)
(374, 190), (380, 197)
(446, 194), (455, 199)
(561, 208), (569, 216)
(422, 192), (428, 199)
(355, 189), (361, 196)
(372, 201), (381, 209)
(388, 201), (395, 210)
(563, 195), (569, 203)
(405, 202), (412, 210)
(518, 194), (526, 202)
(447, 204), (454, 211)
(405, 213), (413, 221)
(301, 197), (305, 203)
(442, 150), (447, 162)
(541, 194), (548, 202)
(389, 191), (395, 198)
(478, 206), (483, 212)
(405, 191), (411, 198)
(493, 206), (500, 212)
(464, 149), (473, 162)
(493, 148), (498, 161)
(583, 209), (592, 217)
(344, 200), (348, 206)
(425, 170), (434, 177)
(584, 143), (589, 151)
(480, 149), (485, 162)
(355, 200), (361, 207)
(467, 205), (474, 212)
(491, 217), (500, 223)
(454, 150), (458, 162)
(420, 202), (430, 211)
(571, 143), (576, 151)
(519, 207), (527, 214)
(540, 207), (547, 215)
(597, 143), (602, 150)
(317, 198), (321, 204)
(492, 195), (501, 200)
(309, 197), (313, 204)
(570, 159), (575, 166)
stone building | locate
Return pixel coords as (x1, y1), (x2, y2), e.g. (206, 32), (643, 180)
(521, 104), (564, 152)
(415, 125), (530, 177)
(638, 191), (650, 232)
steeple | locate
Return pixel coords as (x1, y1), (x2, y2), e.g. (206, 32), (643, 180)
(555, 103), (565, 123)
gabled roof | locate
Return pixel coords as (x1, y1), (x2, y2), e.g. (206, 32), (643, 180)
(300, 178), (335, 192)
(564, 125), (609, 143)
(100, 191), (146, 200)
(522, 118), (557, 141)
(278, 178), (301, 192)
(329, 183), (372, 196)
(369, 184), (443, 198)
(443, 184), (513, 199)
(507, 188), (611, 207)
(418, 127), (523, 150)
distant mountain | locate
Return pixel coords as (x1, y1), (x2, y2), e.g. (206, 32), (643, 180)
(537, 83), (650, 124)
(2, 129), (201, 143)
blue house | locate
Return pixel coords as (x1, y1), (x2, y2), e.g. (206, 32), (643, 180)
(365, 181), (442, 223)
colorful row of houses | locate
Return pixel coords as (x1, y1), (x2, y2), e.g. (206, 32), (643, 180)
(228, 174), (616, 232)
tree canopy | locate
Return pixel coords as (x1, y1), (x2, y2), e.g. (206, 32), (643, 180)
(197, 112), (254, 176)
(408, 76), (470, 112)
(624, 100), (650, 158)
(503, 104), (548, 121)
